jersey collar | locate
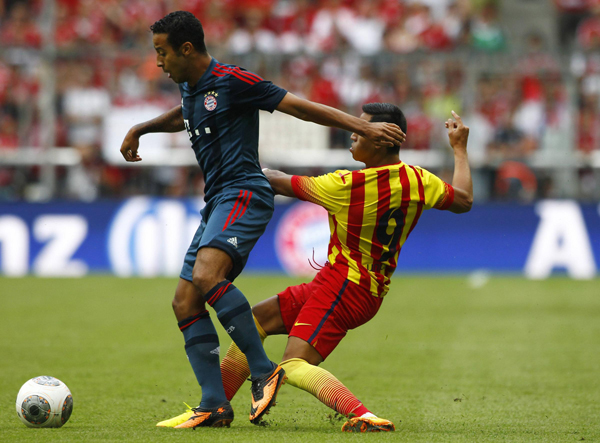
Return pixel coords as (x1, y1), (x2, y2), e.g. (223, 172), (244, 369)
(361, 160), (404, 171)
(186, 57), (218, 93)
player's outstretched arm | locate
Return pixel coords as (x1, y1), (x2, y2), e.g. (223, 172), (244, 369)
(262, 168), (295, 198)
(276, 93), (405, 149)
(446, 111), (473, 214)
(119, 105), (185, 162)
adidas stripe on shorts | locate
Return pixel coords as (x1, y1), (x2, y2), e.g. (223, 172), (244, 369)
(180, 185), (274, 282)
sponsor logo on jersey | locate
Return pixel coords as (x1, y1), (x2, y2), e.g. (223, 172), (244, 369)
(204, 91), (218, 111)
(338, 172), (351, 184)
(227, 237), (238, 248)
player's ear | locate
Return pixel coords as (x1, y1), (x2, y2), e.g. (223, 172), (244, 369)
(371, 139), (384, 150)
(180, 42), (194, 56)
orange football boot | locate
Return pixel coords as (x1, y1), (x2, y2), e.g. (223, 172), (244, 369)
(174, 401), (234, 429)
(341, 416), (396, 433)
(249, 363), (285, 424)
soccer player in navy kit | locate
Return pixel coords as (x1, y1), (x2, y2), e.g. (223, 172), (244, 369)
(119, 11), (404, 429)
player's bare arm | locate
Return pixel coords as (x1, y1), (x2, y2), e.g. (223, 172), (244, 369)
(276, 93), (405, 149)
(445, 111), (473, 214)
(262, 168), (295, 197)
(120, 105), (185, 162)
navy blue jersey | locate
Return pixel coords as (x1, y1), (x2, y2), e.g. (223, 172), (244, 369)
(178, 58), (287, 202)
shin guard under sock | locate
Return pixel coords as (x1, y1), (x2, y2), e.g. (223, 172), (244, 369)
(178, 310), (227, 408)
(205, 281), (273, 377)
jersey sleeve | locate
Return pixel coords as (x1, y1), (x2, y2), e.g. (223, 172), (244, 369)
(418, 167), (455, 210)
(291, 170), (351, 213)
(229, 68), (287, 113)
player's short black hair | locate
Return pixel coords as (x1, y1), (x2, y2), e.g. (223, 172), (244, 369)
(362, 103), (407, 154)
(150, 11), (207, 54)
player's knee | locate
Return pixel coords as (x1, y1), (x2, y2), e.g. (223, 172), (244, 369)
(282, 337), (323, 366)
(251, 302), (268, 324)
(191, 269), (216, 296)
(171, 298), (182, 319)
(171, 295), (190, 319)
(172, 284), (203, 320)
(252, 296), (286, 335)
(172, 293), (207, 321)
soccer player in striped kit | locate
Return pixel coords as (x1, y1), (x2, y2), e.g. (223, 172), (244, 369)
(119, 12), (405, 429)
(216, 105), (472, 432)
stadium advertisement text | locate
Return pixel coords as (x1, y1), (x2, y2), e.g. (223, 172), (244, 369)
(0, 199), (598, 279)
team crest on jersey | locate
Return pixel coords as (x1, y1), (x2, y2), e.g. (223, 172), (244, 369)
(204, 91), (218, 111)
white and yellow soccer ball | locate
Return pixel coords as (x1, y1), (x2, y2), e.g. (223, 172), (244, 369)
(16, 376), (73, 428)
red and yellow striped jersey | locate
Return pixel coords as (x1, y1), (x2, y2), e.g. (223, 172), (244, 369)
(291, 161), (454, 297)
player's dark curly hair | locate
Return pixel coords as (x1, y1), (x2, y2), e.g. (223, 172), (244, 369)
(362, 103), (407, 154)
(150, 11), (207, 54)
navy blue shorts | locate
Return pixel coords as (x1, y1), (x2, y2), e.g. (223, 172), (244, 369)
(180, 186), (274, 282)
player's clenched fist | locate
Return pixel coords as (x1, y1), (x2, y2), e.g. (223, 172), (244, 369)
(445, 111), (469, 150)
(120, 128), (142, 162)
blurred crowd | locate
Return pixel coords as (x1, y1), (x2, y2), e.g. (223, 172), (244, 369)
(0, 0), (506, 54)
(1, 0), (600, 202)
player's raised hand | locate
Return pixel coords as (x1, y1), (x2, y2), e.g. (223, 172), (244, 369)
(445, 111), (469, 150)
(120, 128), (143, 162)
(364, 122), (406, 149)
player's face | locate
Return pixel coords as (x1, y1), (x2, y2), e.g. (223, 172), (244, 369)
(153, 33), (187, 84)
(350, 113), (376, 164)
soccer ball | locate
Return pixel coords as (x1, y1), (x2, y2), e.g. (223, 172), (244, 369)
(16, 376), (73, 428)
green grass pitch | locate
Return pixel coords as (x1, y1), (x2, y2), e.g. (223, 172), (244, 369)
(1, 275), (599, 442)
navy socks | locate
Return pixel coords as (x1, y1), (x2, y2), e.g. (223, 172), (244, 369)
(178, 280), (273, 408)
(205, 280), (274, 377)
(178, 310), (227, 408)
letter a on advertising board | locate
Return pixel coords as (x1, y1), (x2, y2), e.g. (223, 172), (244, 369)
(525, 200), (596, 279)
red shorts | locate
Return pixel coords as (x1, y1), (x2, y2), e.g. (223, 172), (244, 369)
(277, 263), (383, 360)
